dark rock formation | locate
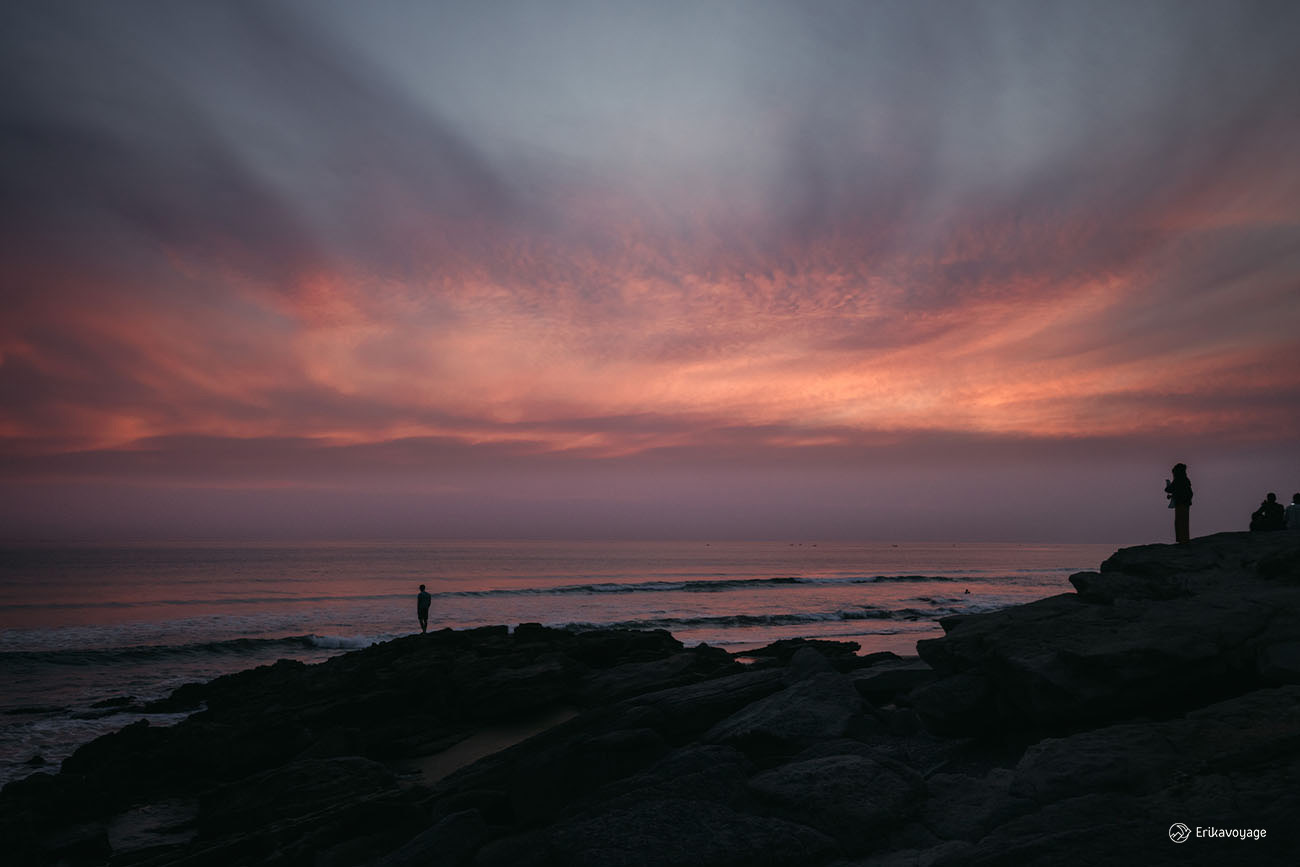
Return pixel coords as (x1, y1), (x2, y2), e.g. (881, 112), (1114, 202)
(913, 531), (1300, 734)
(747, 754), (924, 851)
(704, 672), (865, 753)
(4, 534), (1300, 865)
(0, 625), (734, 866)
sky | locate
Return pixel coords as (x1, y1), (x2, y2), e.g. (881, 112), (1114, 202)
(2, 0), (1298, 543)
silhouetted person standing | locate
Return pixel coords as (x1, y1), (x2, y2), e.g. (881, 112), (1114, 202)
(1251, 493), (1286, 532)
(1286, 494), (1300, 531)
(416, 584), (432, 633)
(1165, 463), (1193, 543)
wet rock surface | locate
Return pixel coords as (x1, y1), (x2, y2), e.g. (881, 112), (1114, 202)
(3, 533), (1299, 865)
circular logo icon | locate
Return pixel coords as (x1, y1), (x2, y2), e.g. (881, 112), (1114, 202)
(1169, 823), (1192, 844)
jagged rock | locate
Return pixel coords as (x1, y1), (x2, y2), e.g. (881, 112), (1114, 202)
(1067, 569), (1190, 602)
(426, 680), (771, 827)
(104, 798), (197, 861)
(541, 798), (840, 867)
(748, 754), (925, 854)
(0, 626), (707, 866)
(461, 653), (585, 719)
(913, 535), (1300, 732)
(462, 747), (758, 864)
(1010, 722), (1182, 803)
(915, 594), (1077, 676)
(920, 769), (1020, 842)
(576, 646), (739, 704)
(197, 756), (400, 835)
(565, 628), (687, 667)
(790, 736), (956, 779)
(851, 659), (937, 704)
(510, 622), (575, 644)
(908, 672), (995, 735)
(1258, 641), (1300, 682)
(1257, 544), (1300, 582)
(506, 726), (670, 824)
(947, 687), (1300, 865)
(705, 671), (865, 754)
(952, 791), (1158, 867)
(366, 808), (488, 867)
(472, 831), (552, 867)
(788, 645), (838, 678)
(838, 839), (975, 866)
(739, 637), (864, 661)
(585, 743), (756, 810)
(619, 668), (789, 740)
(3, 706), (68, 716)
(34, 821), (111, 865)
(1099, 531), (1300, 585)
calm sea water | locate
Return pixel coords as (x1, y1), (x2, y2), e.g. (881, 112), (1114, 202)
(0, 539), (1118, 787)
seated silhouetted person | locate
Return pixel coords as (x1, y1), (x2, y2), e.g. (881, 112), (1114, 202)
(1286, 494), (1300, 531)
(1250, 493), (1286, 531)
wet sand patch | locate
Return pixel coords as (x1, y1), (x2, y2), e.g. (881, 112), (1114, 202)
(406, 704), (579, 785)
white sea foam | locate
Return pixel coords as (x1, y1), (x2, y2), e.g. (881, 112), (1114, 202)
(303, 634), (387, 650)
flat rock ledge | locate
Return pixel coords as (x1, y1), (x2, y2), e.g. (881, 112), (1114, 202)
(4, 532), (1300, 866)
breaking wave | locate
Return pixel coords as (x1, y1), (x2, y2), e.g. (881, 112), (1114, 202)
(437, 574), (960, 598)
(0, 634), (380, 666)
(556, 604), (987, 632)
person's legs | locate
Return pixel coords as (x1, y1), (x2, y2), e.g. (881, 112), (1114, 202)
(1175, 505), (1189, 543)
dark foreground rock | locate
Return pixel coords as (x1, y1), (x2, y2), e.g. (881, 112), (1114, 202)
(3, 533), (1300, 865)
(913, 531), (1300, 734)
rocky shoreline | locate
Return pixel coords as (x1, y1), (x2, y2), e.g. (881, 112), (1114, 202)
(3, 531), (1299, 866)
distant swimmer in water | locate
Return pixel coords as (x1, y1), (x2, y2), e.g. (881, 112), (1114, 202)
(964, 588), (970, 594)
(416, 584), (432, 633)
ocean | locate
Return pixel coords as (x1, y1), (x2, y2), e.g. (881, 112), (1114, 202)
(0, 539), (1119, 788)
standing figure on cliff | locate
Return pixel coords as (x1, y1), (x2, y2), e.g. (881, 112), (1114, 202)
(416, 584), (432, 633)
(1165, 463), (1193, 543)
(1286, 494), (1300, 531)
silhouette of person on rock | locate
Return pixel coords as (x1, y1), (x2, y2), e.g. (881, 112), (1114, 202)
(416, 584), (432, 633)
(1165, 463), (1193, 543)
(1251, 493), (1286, 532)
(1286, 494), (1300, 531)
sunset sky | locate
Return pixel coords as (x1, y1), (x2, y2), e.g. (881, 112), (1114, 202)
(2, 0), (1298, 542)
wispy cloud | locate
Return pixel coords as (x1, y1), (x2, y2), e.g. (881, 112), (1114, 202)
(2, 1), (1298, 538)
